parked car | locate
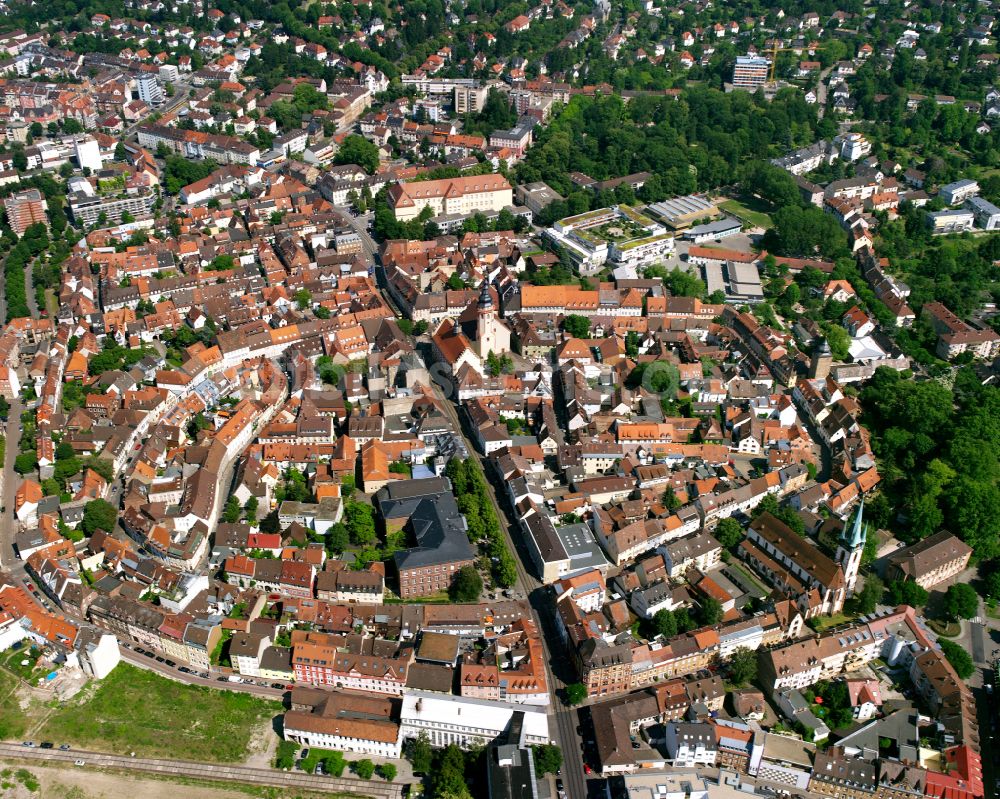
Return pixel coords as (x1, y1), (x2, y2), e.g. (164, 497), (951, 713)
(40, 742), (53, 749)
(21, 741), (34, 747)
(74, 760), (85, 767)
(59, 745), (70, 751)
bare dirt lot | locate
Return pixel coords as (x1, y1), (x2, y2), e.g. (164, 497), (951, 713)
(0, 762), (347, 799)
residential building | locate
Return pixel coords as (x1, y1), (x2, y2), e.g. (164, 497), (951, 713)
(732, 56), (770, 89)
(3, 188), (48, 236)
(938, 179), (980, 206)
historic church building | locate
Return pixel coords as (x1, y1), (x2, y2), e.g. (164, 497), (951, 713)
(430, 281), (513, 395)
(739, 502), (866, 618)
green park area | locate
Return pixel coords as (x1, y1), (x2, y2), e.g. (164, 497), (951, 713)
(35, 664), (280, 762)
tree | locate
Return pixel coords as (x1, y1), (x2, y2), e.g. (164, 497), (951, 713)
(563, 314), (590, 338)
(294, 288), (312, 310)
(274, 740), (299, 769)
(664, 268), (706, 298)
(697, 596), (723, 626)
(222, 496), (241, 524)
(245, 496), (258, 524)
(85, 457), (114, 483)
(886, 580), (929, 608)
(431, 745), (471, 799)
(852, 575), (883, 615)
(353, 759), (375, 779)
(322, 751), (346, 777)
(406, 733), (433, 774)
(662, 487), (680, 511)
(825, 325), (851, 362)
(939, 639), (974, 679)
(651, 608), (678, 639)
(345, 501), (376, 546)
(532, 744), (563, 776)
(565, 682), (587, 705)
(335, 134), (380, 174)
(82, 498), (117, 536)
(260, 509), (281, 534)
(984, 570), (1000, 602)
(727, 647), (758, 687)
(450, 565), (483, 602)
(14, 452), (37, 474)
(325, 522), (349, 554)
(942, 583), (978, 621)
(376, 763), (396, 781)
(715, 518), (743, 550)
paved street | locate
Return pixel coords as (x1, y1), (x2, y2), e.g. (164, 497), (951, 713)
(0, 396), (24, 569)
(0, 742), (401, 799)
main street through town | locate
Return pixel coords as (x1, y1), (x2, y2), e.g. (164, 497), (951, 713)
(430, 380), (590, 799)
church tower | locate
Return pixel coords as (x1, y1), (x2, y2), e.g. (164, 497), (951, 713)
(837, 499), (867, 597)
(476, 279), (498, 356)
(809, 337), (833, 379)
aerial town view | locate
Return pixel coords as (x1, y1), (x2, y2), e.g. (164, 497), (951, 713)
(0, 0), (998, 797)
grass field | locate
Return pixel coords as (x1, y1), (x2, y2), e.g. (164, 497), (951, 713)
(36, 664), (281, 762)
(0, 668), (28, 741)
(719, 197), (774, 230)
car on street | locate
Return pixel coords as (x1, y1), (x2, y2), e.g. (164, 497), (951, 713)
(22, 741), (34, 747)
(40, 742), (53, 749)
(59, 745), (70, 751)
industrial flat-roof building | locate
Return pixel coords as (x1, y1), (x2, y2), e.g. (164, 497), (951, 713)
(683, 217), (743, 242)
(645, 194), (720, 229)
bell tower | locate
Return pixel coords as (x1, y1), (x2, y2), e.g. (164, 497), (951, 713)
(837, 499), (867, 597)
(476, 279), (497, 356)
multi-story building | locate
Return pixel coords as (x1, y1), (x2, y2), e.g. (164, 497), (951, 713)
(922, 300), (1000, 360)
(3, 188), (48, 236)
(926, 209), (975, 234)
(375, 477), (477, 599)
(284, 690), (403, 758)
(386, 174), (513, 222)
(731, 55), (770, 89)
(291, 637), (410, 694)
(136, 73), (163, 106)
(67, 185), (156, 226)
(399, 690), (550, 749)
(938, 178), (980, 206)
(966, 195), (1000, 230)
(884, 531), (973, 590)
(489, 117), (535, 156)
